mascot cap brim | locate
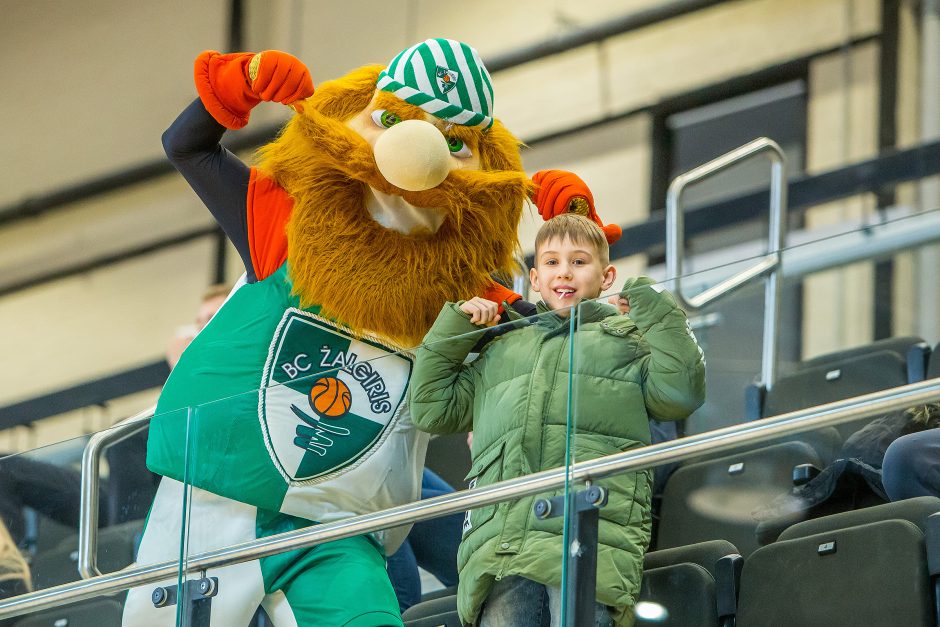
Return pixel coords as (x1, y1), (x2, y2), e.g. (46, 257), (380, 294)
(377, 38), (494, 130)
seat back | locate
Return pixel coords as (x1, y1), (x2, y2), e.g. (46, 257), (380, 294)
(13, 597), (123, 627)
(31, 520), (142, 589)
(751, 348), (915, 440)
(657, 441), (824, 556)
(736, 497), (940, 627)
(928, 341), (940, 379)
(424, 433), (471, 490)
(797, 336), (929, 380)
(402, 594), (460, 627)
(639, 540), (740, 626)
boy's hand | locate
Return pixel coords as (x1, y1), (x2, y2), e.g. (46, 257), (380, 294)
(620, 276), (681, 324)
(620, 276), (660, 304)
(459, 297), (500, 327)
(607, 294), (630, 315)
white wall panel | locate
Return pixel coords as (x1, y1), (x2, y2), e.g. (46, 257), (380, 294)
(0, 239), (222, 405)
(603, 0), (879, 116)
(801, 43), (880, 358)
(0, 0), (229, 207)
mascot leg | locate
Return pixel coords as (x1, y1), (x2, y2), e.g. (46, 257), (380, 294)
(255, 512), (404, 627)
(123, 479), (403, 626)
(122, 478), (266, 626)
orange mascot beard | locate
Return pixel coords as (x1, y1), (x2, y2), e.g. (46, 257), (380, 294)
(255, 66), (532, 348)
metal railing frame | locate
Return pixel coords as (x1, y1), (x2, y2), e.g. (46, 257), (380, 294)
(78, 407), (153, 579)
(0, 378), (933, 621)
(666, 137), (788, 389)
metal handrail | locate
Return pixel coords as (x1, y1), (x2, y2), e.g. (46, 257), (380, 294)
(7, 378), (940, 621)
(78, 406), (154, 578)
(666, 137), (787, 389)
(511, 250), (530, 300)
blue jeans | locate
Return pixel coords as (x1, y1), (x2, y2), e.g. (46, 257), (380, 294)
(479, 576), (613, 627)
(387, 469), (462, 611)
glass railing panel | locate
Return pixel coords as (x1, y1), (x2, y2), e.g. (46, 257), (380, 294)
(165, 307), (564, 626)
(108, 405), (190, 627)
(568, 205), (940, 623)
(159, 301), (600, 626)
(0, 413), (185, 626)
(0, 435), (90, 596)
(559, 271), (704, 625)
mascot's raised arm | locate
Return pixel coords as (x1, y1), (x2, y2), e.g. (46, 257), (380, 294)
(124, 40), (531, 627)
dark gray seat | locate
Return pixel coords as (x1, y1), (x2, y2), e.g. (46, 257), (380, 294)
(928, 341), (940, 379)
(402, 593), (460, 627)
(31, 520), (142, 590)
(424, 433), (471, 490)
(797, 336), (929, 378)
(737, 496), (940, 626)
(657, 441), (825, 556)
(639, 540), (741, 627)
(13, 597), (123, 627)
(747, 338), (929, 440)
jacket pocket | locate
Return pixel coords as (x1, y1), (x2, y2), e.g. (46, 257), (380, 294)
(461, 440), (505, 538)
(572, 436), (651, 528)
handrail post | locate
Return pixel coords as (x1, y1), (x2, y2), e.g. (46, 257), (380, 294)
(78, 407), (154, 579)
(511, 251), (529, 300)
(666, 137), (787, 389)
(762, 155), (788, 389)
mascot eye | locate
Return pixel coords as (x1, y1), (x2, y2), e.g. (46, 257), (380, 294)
(447, 136), (472, 158)
(371, 109), (402, 129)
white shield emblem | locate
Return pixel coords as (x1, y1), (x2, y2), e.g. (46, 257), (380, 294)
(436, 65), (459, 94)
(259, 309), (412, 484)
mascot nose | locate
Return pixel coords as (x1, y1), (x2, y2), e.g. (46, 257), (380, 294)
(373, 119), (452, 192)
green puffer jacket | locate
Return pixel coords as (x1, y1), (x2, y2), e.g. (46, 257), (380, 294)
(409, 277), (706, 626)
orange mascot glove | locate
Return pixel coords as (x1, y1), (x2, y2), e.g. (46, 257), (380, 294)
(531, 170), (622, 245)
(194, 50), (314, 130)
(482, 280), (523, 316)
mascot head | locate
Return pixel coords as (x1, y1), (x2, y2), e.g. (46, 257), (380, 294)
(255, 39), (531, 347)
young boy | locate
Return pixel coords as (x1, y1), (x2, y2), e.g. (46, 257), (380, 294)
(409, 213), (706, 627)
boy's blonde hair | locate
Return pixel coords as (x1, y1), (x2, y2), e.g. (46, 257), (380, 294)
(534, 214), (610, 266)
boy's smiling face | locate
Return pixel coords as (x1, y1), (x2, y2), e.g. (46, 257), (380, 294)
(530, 235), (616, 317)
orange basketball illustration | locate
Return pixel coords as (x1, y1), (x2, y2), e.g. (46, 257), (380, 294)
(308, 376), (352, 418)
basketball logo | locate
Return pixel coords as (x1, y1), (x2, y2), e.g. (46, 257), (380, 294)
(308, 377), (352, 418)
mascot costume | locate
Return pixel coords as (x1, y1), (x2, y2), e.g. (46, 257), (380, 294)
(123, 37), (620, 626)
(124, 39), (532, 627)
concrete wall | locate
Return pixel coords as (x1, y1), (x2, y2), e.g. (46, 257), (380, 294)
(0, 0), (925, 449)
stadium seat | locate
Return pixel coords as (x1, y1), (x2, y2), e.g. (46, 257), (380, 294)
(927, 341), (940, 379)
(405, 543), (742, 626)
(13, 597), (123, 627)
(31, 520), (142, 589)
(797, 336), (930, 379)
(746, 338), (929, 440)
(424, 433), (472, 490)
(736, 496), (940, 626)
(638, 539), (741, 626)
(402, 593), (460, 627)
(656, 441), (826, 556)
(21, 509), (76, 559)
(419, 585), (457, 603)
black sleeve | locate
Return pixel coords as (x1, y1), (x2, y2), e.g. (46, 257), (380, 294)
(162, 99), (257, 281)
(507, 299), (537, 318)
(471, 298), (537, 351)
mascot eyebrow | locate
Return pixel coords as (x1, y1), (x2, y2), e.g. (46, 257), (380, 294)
(369, 91), (482, 149)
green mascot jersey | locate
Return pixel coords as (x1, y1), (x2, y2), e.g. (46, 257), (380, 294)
(147, 262), (424, 534)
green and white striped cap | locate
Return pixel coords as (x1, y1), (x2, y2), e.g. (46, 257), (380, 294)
(377, 38), (494, 130)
